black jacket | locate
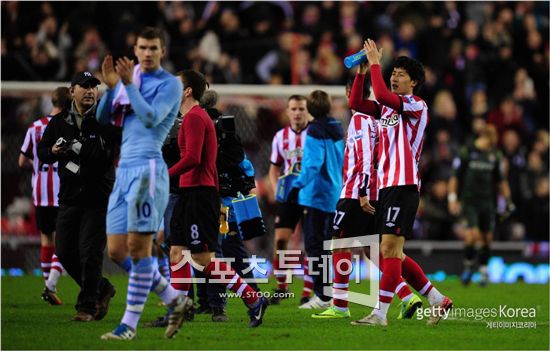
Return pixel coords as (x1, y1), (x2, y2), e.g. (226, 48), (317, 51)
(37, 105), (121, 207)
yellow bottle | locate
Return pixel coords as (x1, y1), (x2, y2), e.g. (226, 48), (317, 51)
(219, 206), (229, 234)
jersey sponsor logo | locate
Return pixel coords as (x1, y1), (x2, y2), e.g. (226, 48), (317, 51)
(380, 113), (400, 128)
(469, 160), (495, 171)
(285, 147), (303, 160)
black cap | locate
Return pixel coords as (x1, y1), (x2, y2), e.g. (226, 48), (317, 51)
(71, 71), (101, 87)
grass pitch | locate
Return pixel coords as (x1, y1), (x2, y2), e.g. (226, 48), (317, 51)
(1, 275), (548, 350)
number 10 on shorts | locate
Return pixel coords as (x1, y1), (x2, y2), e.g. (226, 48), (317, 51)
(136, 202), (151, 219)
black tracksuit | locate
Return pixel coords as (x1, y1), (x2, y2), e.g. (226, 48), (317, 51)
(37, 104), (120, 315)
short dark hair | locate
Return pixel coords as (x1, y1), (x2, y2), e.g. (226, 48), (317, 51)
(393, 56), (425, 95)
(51, 87), (71, 109)
(288, 95), (306, 103)
(346, 74), (371, 100)
(138, 26), (165, 47)
(177, 70), (209, 101)
(307, 90), (331, 118)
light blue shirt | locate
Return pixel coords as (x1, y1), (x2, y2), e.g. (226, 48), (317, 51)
(96, 67), (183, 167)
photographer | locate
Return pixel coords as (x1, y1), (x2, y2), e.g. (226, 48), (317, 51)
(37, 71), (120, 322)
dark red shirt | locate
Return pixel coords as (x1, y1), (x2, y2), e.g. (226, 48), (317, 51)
(168, 105), (218, 189)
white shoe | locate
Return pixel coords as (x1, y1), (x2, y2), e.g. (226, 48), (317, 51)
(351, 311), (388, 326)
(427, 296), (453, 326)
(298, 295), (331, 309)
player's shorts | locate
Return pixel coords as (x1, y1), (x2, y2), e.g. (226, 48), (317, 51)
(35, 206), (58, 235)
(376, 185), (419, 238)
(107, 159), (169, 234)
(462, 202), (496, 233)
(170, 186), (220, 253)
(274, 201), (304, 229)
(332, 198), (377, 238)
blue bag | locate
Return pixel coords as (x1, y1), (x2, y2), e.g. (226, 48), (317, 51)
(232, 193), (266, 241)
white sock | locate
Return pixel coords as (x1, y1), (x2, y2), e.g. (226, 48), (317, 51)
(402, 293), (413, 302)
(373, 302), (390, 319)
(333, 305), (348, 312)
(46, 269), (61, 291)
(427, 287), (444, 306)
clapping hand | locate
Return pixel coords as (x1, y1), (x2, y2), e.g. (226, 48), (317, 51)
(363, 38), (383, 66)
(115, 57), (135, 85)
(101, 55), (120, 89)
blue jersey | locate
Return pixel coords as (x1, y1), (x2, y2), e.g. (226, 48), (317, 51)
(96, 67), (183, 167)
(293, 117), (344, 213)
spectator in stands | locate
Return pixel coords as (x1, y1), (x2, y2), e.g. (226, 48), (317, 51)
(74, 26), (108, 74)
(525, 176), (549, 242)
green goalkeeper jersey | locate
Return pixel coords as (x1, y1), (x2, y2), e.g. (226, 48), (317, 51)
(452, 143), (503, 206)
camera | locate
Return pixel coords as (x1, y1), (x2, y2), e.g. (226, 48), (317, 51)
(215, 115), (235, 137)
(55, 137), (69, 149)
(55, 137), (82, 155)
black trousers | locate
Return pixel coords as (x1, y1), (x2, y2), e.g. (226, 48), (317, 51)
(302, 206), (333, 301)
(55, 204), (109, 314)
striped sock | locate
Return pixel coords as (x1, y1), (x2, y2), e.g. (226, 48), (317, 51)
(170, 261), (191, 296)
(333, 252), (351, 310)
(117, 256), (132, 273)
(374, 258), (401, 319)
(205, 261), (259, 307)
(395, 281), (413, 302)
(40, 245), (55, 281)
(150, 258), (178, 304)
(45, 254), (63, 291)
(158, 256), (171, 282)
(272, 257), (288, 291)
(121, 257), (154, 330)
(302, 256), (313, 298)
(401, 256), (444, 305)
(377, 253), (412, 302)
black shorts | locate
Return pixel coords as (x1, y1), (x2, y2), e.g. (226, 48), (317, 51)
(376, 185), (419, 237)
(462, 203), (496, 233)
(35, 206), (58, 235)
(170, 187), (220, 253)
(274, 201), (303, 229)
(332, 198), (376, 238)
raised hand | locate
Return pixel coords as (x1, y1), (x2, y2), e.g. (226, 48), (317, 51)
(357, 61), (370, 75)
(101, 55), (120, 89)
(363, 38), (383, 66)
(115, 57), (135, 85)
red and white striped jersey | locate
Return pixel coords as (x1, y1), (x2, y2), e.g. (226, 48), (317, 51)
(377, 95), (429, 190)
(20, 116), (60, 207)
(270, 125), (309, 174)
(341, 112), (379, 200)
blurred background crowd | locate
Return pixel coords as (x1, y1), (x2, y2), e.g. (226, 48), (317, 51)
(2, 1), (549, 247)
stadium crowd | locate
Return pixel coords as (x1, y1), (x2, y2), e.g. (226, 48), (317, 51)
(2, 1), (549, 243)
